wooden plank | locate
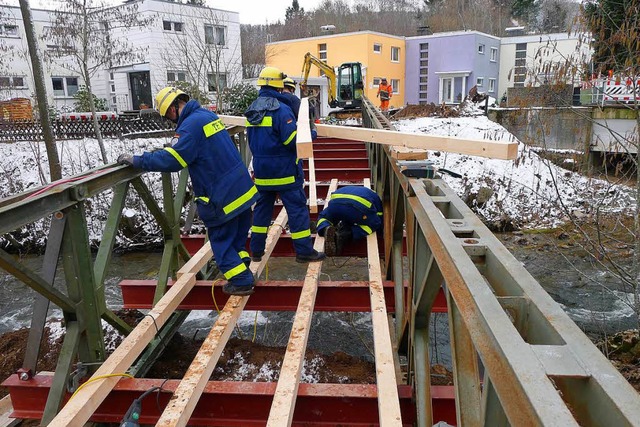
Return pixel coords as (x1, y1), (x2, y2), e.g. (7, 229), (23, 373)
(296, 99), (314, 159)
(176, 243), (212, 279)
(308, 158), (318, 214)
(390, 146), (429, 160)
(364, 178), (403, 427)
(297, 99), (317, 213)
(218, 114), (245, 127)
(219, 115), (517, 160)
(266, 179), (339, 427)
(155, 208), (289, 427)
(0, 395), (20, 427)
(317, 124), (516, 160)
(47, 244), (215, 426)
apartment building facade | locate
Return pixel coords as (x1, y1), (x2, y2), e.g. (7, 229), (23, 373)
(0, 0), (242, 113)
(265, 31), (405, 114)
(405, 31), (501, 105)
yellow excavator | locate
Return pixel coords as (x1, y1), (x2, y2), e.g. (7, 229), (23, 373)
(300, 52), (364, 112)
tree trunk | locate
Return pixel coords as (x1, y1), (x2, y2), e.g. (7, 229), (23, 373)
(83, 59), (108, 164)
(19, 0), (62, 181)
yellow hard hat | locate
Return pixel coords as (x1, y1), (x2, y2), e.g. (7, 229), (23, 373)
(155, 86), (189, 117)
(283, 77), (296, 90)
(257, 67), (286, 88)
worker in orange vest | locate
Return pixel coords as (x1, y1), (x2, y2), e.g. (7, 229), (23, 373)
(376, 78), (392, 111)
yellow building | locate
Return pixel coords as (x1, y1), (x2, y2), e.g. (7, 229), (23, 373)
(266, 31), (405, 111)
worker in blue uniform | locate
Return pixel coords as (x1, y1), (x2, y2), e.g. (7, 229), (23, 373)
(117, 87), (258, 296)
(281, 77), (301, 118)
(316, 186), (383, 256)
(244, 67), (325, 263)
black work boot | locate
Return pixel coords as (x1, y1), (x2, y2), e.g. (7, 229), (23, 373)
(251, 251), (264, 262)
(324, 225), (337, 257)
(222, 280), (255, 296)
(295, 249), (326, 263)
(335, 222), (353, 256)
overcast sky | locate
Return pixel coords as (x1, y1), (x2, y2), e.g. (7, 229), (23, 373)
(210, 0), (335, 25)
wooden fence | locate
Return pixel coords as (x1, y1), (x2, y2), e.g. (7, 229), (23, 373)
(0, 114), (175, 142)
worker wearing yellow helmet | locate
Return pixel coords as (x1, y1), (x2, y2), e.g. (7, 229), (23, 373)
(244, 66), (325, 263)
(281, 77), (301, 119)
(117, 86), (259, 296)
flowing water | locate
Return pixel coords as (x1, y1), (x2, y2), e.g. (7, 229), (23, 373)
(0, 236), (636, 367)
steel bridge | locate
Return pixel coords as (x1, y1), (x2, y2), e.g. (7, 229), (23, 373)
(0, 98), (639, 426)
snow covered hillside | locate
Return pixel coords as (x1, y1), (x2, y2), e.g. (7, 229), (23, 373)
(393, 109), (635, 229)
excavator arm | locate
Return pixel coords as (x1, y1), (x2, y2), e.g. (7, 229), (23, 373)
(301, 52), (339, 108)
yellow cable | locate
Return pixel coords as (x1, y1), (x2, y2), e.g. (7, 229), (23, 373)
(211, 279), (223, 315)
(70, 373), (134, 400)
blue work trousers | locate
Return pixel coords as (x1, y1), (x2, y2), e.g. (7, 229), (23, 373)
(207, 209), (253, 286)
(251, 187), (314, 256)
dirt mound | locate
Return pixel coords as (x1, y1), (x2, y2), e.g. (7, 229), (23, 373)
(393, 103), (461, 119)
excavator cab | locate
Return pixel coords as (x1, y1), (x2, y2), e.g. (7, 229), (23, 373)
(337, 62), (363, 109)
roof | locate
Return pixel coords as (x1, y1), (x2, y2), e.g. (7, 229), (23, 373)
(266, 30), (405, 46)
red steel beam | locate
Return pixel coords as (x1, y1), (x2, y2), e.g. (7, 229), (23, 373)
(311, 158), (370, 169)
(313, 149), (367, 159)
(120, 280), (447, 313)
(305, 167), (371, 181)
(3, 374), (457, 426)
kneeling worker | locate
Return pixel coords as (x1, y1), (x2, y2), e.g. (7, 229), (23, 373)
(117, 87), (258, 296)
(316, 186), (383, 256)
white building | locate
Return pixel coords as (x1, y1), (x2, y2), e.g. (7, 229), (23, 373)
(0, 0), (242, 113)
(498, 32), (591, 101)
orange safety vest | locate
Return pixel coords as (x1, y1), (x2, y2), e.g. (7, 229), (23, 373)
(378, 83), (392, 101)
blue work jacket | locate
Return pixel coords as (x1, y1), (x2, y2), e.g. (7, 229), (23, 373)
(244, 87), (304, 192)
(317, 186), (383, 235)
(133, 100), (257, 227)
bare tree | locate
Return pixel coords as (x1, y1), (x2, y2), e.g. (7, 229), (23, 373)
(161, 7), (242, 108)
(45, 0), (151, 164)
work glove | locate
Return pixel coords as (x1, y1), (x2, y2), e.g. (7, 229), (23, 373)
(117, 154), (134, 166)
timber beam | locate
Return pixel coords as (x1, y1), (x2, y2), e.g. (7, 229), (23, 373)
(218, 115), (518, 160)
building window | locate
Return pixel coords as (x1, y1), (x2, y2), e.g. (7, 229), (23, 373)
(373, 43), (381, 54)
(0, 76), (26, 88)
(167, 71), (186, 82)
(391, 79), (399, 94)
(420, 42), (429, 50)
(373, 77), (381, 86)
(318, 43), (327, 61)
(513, 43), (527, 87)
(419, 76), (428, 83)
(205, 25), (226, 46)
(420, 60), (428, 67)
(163, 20), (183, 32)
(490, 47), (498, 62)
(419, 84), (427, 91)
(391, 46), (400, 62)
(476, 77), (484, 87)
(489, 78), (496, 92)
(420, 51), (429, 59)
(207, 73), (227, 92)
(51, 77), (78, 97)
(0, 24), (18, 37)
(478, 44), (485, 54)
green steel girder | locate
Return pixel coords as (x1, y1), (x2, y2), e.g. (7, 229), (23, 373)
(0, 248), (75, 313)
(0, 164), (144, 235)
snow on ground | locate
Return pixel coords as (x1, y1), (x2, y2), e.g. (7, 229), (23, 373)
(0, 106), (635, 241)
(393, 109), (635, 229)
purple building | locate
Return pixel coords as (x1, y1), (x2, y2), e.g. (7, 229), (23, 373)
(405, 31), (500, 105)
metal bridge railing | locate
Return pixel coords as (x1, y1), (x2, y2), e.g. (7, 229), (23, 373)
(361, 97), (640, 426)
(0, 162), (200, 424)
